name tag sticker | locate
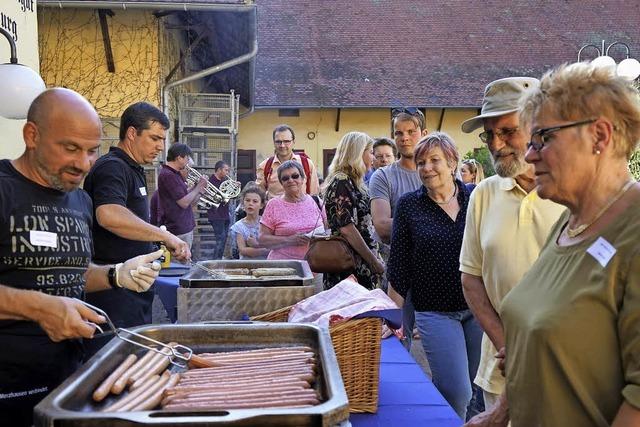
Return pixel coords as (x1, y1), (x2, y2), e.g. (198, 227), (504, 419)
(139, 187), (147, 196)
(29, 230), (58, 248)
(587, 237), (616, 267)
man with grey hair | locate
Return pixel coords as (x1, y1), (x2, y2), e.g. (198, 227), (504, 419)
(459, 77), (565, 424)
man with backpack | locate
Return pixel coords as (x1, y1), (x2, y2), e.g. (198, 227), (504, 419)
(256, 124), (320, 200)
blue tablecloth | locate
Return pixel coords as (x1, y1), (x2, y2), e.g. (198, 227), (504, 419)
(155, 275), (181, 322)
(153, 274), (462, 426)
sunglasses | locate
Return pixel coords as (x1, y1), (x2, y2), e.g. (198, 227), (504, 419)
(392, 107), (424, 117)
(281, 173), (301, 182)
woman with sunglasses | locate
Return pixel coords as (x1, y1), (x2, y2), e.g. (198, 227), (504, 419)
(460, 159), (485, 191)
(259, 160), (326, 260)
(480, 63), (640, 426)
(323, 131), (385, 290)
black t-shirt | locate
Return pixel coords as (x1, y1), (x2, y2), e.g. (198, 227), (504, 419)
(0, 160), (93, 334)
(0, 159), (91, 425)
(83, 146), (153, 263)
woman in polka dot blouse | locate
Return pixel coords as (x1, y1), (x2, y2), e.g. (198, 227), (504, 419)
(387, 132), (482, 420)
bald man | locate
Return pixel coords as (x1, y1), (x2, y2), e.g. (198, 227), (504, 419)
(0, 88), (163, 426)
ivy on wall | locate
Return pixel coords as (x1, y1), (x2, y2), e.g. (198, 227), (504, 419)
(38, 9), (161, 119)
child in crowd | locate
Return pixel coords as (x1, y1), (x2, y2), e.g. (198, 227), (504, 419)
(230, 186), (270, 259)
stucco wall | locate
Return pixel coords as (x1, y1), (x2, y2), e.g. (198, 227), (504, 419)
(238, 107), (483, 174)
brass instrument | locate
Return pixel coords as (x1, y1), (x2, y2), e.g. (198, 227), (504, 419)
(186, 165), (241, 209)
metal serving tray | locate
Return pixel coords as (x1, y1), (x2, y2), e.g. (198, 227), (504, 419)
(34, 322), (349, 427)
(179, 260), (314, 288)
(177, 260), (318, 322)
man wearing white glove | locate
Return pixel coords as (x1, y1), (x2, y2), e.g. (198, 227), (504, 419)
(0, 89), (165, 427)
(112, 250), (163, 292)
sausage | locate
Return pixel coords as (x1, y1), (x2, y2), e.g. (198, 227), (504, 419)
(119, 371), (171, 412)
(167, 376), (312, 394)
(197, 346), (312, 358)
(187, 354), (216, 369)
(251, 267), (297, 277)
(182, 358), (315, 375)
(178, 370), (314, 386)
(132, 372), (181, 411)
(199, 352), (315, 365)
(103, 374), (162, 412)
(111, 349), (155, 394)
(129, 343), (175, 385)
(92, 354), (137, 402)
(130, 350), (172, 391)
(163, 392), (319, 410)
(162, 384), (312, 406)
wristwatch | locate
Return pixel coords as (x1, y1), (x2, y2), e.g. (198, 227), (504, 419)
(107, 265), (118, 289)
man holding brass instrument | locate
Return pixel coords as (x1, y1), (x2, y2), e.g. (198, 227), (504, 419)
(208, 160), (234, 259)
(157, 143), (207, 250)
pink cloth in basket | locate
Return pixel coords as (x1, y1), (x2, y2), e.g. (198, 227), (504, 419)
(288, 275), (399, 328)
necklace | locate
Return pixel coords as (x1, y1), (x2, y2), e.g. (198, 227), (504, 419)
(566, 180), (635, 238)
(429, 184), (457, 205)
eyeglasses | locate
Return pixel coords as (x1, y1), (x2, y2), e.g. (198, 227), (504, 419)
(281, 173), (301, 182)
(274, 139), (293, 146)
(527, 119), (596, 152)
(478, 127), (519, 144)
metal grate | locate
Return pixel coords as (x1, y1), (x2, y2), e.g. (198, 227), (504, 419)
(179, 92), (238, 132)
(178, 91), (240, 260)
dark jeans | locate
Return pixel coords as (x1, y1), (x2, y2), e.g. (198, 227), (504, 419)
(209, 219), (230, 259)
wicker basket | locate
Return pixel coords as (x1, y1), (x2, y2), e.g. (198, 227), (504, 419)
(252, 306), (382, 413)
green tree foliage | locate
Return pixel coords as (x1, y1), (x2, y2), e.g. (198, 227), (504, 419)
(463, 146), (495, 177)
(630, 150), (640, 181)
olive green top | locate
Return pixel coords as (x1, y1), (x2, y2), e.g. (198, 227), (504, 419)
(502, 203), (640, 426)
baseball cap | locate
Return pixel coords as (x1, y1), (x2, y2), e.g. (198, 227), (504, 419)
(461, 77), (540, 133)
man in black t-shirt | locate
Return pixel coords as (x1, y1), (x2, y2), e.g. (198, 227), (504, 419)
(83, 102), (190, 356)
(0, 88), (163, 427)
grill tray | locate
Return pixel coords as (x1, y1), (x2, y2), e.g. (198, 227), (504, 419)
(180, 260), (314, 288)
(177, 260), (318, 322)
(34, 322), (349, 427)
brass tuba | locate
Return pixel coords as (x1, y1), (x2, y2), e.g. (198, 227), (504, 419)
(185, 165), (241, 209)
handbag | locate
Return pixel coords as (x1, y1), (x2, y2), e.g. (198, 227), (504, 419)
(304, 195), (357, 274)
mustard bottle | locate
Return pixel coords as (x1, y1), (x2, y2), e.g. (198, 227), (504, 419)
(159, 225), (171, 268)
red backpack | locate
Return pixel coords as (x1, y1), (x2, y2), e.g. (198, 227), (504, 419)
(264, 153), (312, 194)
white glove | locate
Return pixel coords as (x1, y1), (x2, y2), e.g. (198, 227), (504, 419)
(116, 249), (163, 292)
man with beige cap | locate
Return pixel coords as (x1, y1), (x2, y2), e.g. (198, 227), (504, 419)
(459, 77), (565, 424)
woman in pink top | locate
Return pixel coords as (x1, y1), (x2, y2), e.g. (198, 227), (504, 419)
(259, 160), (326, 260)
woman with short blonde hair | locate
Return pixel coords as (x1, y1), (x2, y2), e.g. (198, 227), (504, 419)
(492, 62), (640, 426)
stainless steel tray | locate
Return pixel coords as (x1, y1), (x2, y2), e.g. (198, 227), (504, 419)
(34, 323), (349, 427)
(180, 260), (314, 288)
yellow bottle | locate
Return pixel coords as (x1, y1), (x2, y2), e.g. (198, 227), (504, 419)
(159, 225), (171, 268)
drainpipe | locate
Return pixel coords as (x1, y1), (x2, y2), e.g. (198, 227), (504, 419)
(238, 50), (256, 119)
(39, 1), (255, 12)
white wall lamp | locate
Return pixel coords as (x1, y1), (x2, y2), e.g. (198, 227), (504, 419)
(578, 40), (640, 81)
(0, 27), (46, 120)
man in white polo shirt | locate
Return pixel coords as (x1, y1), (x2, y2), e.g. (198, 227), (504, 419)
(459, 77), (565, 424)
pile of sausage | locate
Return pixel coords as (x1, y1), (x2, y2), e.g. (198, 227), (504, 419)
(163, 346), (320, 410)
(91, 345), (320, 412)
(92, 343), (181, 412)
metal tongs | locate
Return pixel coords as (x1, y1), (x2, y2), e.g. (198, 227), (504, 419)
(76, 299), (194, 368)
(188, 260), (226, 279)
